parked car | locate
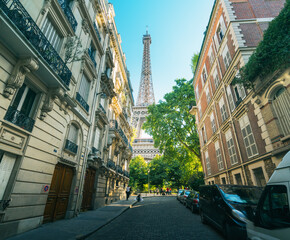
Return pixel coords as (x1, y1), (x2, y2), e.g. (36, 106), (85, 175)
(177, 189), (185, 201)
(246, 151), (290, 240)
(185, 191), (199, 213)
(199, 184), (263, 240)
(179, 190), (192, 205)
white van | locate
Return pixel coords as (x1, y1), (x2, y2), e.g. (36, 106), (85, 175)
(247, 151), (290, 240)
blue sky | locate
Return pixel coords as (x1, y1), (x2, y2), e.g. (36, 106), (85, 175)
(109, 0), (215, 103)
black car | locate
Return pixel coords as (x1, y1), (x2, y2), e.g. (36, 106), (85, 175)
(185, 191), (199, 213)
(199, 184), (263, 240)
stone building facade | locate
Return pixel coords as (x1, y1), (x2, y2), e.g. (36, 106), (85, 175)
(0, 0), (133, 239)
(190, 0), (288, 186)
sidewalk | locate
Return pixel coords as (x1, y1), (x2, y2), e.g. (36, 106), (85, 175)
(7, 197), (137, 240)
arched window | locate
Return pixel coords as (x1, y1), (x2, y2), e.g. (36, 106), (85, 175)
(272, 87), (290, 136)
(65, 123), (79, 154)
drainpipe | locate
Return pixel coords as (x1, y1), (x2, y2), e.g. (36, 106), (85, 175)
(74, 32), (110, 215)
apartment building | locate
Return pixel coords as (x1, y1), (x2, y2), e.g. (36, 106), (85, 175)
(190, 0), (287, 186)
(0, 0), (133, 238)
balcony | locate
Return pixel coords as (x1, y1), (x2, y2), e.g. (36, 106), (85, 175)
(99, 103), (106, 115)
(116, 165), (123, 174)
(93, 22), (101, 42)
(64, 139), (78, 154)
(57, 0), (77, 32)
(76, 92), (89, 112)
(107, 160), (116, 170)
(4, 106), (35, 132)
(124, 170), (130, 178)
(88, 47), (97, 68)
(0, 0), (72, 87)
(110, 120), (118, 130)
(118, 127), (128, 146)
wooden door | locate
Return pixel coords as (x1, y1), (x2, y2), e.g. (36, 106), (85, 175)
(43, 163), (74, 223)
(81, 168), (96, 211)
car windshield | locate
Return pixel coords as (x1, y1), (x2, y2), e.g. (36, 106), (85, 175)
(178, 189), (184, 194)
(219, 186), (263, 205)
(185, 191), (191, 196)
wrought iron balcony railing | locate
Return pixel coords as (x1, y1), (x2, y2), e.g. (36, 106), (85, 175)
(116, 165), (123, 174)
(92, 147), (99, 155)
(99, 103), (106, 115)
(107, 160), (116, 170)
(0, 0), (72, 87)
(93, 22), (101, 42)
(57, 0), (77, 32)
(4, 106), (35, 132)
(64, 139), (78, 154)
(88, 48), (97, 68)
(109, 120), (118, 130)
(118, 127), (128, 146)
(76, 92), (89, 112)
(124, 170), (130, 178)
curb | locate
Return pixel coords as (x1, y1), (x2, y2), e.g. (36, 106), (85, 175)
(75, 201), (137, 240)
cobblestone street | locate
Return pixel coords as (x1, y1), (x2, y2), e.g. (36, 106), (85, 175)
(86, 196), (224, 240)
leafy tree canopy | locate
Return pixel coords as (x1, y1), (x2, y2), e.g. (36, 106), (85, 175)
(129, 155), (148, 191)
(234, 0), (290, 89)
(143, 78), (200, 159)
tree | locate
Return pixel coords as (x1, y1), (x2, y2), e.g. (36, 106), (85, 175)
(148, 155), (167, 188)
(143, 78), (200, 159)
(191, 53), (199, 75)
(129, 155), (148, 191)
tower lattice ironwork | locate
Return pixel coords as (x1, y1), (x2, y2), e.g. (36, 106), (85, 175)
(136, 30), (155, 106)
(132, 30), (159, 162)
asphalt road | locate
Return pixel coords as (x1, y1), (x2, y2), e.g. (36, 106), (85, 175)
(86, 196), (224, 240)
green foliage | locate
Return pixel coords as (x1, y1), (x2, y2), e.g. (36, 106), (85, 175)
(148, 155), (167, 188)
(234, 1), (290, 89)
(129, 155), (148, 191)
(143, 78), (200, 159)
(191, 53), (199, 75)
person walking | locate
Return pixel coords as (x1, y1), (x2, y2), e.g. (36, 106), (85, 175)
(126, 186), (131, 200)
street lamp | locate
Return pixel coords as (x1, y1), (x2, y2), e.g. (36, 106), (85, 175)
(96, 92), (107, 98)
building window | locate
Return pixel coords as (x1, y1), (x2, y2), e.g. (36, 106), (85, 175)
(253, 167), (266, 186)
(219, 97), (228, 122)
(217, 16), (226, 44)
(239, 114), (258, 158)
(210, 113), (216, 133)
(195, 84), (199, 101)
(205, 151), (211, 175)
(88, 43), (97, 67)
(208, 46), (214, 66)
(0, 152), (17, 202)
(77, 74), (90, 111)
(65, 123), (79, 154)
(225, 130), (238, 165)
(41, 17), (63, 51)
(221, 177), (226, 184)
(202, 125), (207, 144)
(198, 105), (202, 119)
(272, 87), (290, 136)
(93, 127), (101, 150)
(215, 141), (224, 170)
(222, 45), (231, 70)
(213, 69), (220, 89)
(199, 130), (204, 147)
(227, 86), (235, 112)
(4, 83), (37, 132)
(235, 173), (243, 185)
(202, 67), (208, 85)
(206, 87), (211, 104)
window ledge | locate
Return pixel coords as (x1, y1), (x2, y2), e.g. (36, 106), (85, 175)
(281, 135), (290, 142)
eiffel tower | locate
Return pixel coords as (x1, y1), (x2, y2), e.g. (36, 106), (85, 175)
(132, 30), (160, 162)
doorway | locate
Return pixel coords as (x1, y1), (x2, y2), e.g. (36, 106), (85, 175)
(81, 168), (96, 211)
(43, 163), (74, 223)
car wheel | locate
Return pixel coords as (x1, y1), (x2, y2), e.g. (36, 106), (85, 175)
(200, 210), (207, 224)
